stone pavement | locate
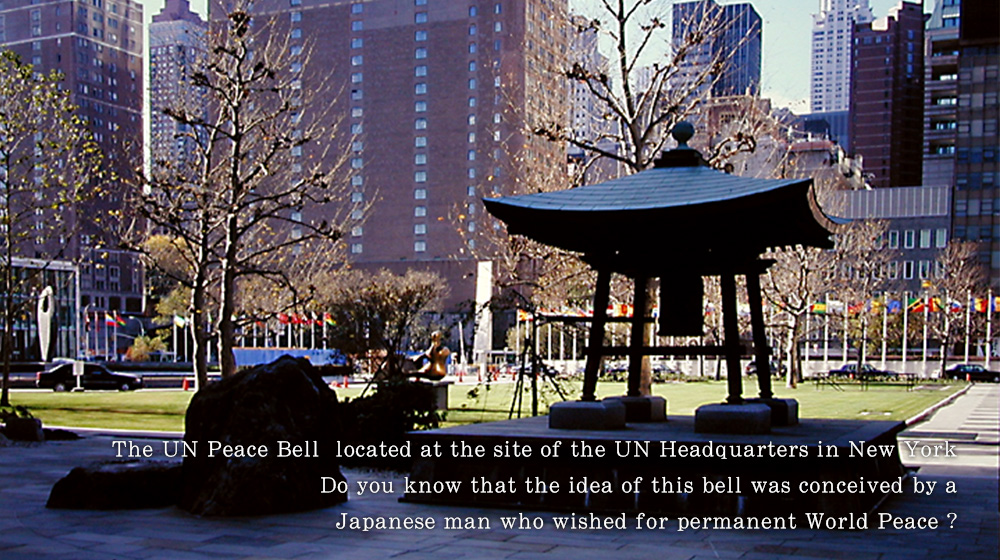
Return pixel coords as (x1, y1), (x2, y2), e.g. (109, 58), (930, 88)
(1, 386), (997, 560)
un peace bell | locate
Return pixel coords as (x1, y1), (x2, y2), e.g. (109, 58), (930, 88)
(658, 274), (703, 337)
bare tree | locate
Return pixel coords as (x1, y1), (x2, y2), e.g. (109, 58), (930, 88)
(0, 51), (104, 406)
(834, 219), (895, 370)
(522, 1), (771, 395)
(128, 2), (358, 382)
(927, 240), (987, 372)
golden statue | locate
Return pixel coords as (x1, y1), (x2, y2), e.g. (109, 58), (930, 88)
(407, 331), (450, 381)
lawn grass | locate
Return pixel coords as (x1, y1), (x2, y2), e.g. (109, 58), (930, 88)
(7, 378), (962, 432)
(444, 378), (962, 426)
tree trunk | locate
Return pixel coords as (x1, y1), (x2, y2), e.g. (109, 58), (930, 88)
(939, 312), (951, 375)
(785, 314), (802, 388)
(217, 216), (239, 378)
(190, 281), (209, 389)
(1, 262), (14, 407)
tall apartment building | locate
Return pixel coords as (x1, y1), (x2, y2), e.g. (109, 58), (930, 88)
(811, 0), (873, 114)
(922, 0), (961, 189)
(672, 0), (761, 100)
(0, 0), (145, 316)
(149, 0), (206, 167)
(566, 14), (618, 184)
(952, 0), (999, 288)
(849, 2), (924, 189)
(213, 0), (569, 306)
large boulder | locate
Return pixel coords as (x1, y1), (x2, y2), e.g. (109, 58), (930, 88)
(47, 460), (182, 509)
(179, 356), (347, 516)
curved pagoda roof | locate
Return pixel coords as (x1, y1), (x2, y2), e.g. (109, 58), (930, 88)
(483, 128), (840, 276)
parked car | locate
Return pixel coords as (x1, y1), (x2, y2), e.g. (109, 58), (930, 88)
(745, 360), (786, 377)
(942, 364), (1000, 383)
(828, 363), (895, 378)
(36, 363), (143, 392)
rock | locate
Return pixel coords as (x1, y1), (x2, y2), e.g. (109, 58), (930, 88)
(179, 356), (347, 516)
(3, 417), (44, 442)
(47, 460), (182, 509)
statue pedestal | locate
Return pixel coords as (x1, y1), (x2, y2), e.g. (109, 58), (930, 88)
(548, 400), (626, 430)
(746, 397), (799, 427)
(603, 395), (666, 422)
(694, 403), (771, 434)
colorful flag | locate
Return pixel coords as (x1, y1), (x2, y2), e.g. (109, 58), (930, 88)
(278, 313), (290, 325)
(104, 312), (117, 327)
(809, 302), (827, 314)
(927, 298), (941, 313)
(848, 302), (864, 315)
(114, 312), (127, 326)
(173, 315), (188, 328)
(887, 300), (902, 314)
(907, 297), (924, 313)
(516, 309), (532, 322)
(948, 300), (963, 313)
(974, 298), (989, 313)
(323, 313), (336, 326)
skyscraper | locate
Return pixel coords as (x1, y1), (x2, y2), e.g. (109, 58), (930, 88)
(849, 2), (924, 189)
(0, 0), (145, 316)
(951, 0), (999, 288)
(209, 0), (569, 305)
(810, 0), (873, 114)
(149, 0), (206, 168)
(672, 0), (761, 100)
(922, 0), (961, 190)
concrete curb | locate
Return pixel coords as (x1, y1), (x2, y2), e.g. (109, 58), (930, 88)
(905, 383), (972, 426)
(48, 425), (184, 440)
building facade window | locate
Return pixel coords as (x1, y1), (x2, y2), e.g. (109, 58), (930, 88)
(919, 229), (931, 249)
(935, 228), (947, 248)
(903, 230), (915, 249)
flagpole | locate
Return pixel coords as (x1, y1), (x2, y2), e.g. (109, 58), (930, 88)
(922, 293), (929, 364)
(823, 293), (829, 364)
(964, 290), (972, 363)
(842, 299), (848, 363)
(881, 296), (888, 368)
(902, 292), (909, 369)
(104, 314), (110, 361)
(173, 319), (179, 362)
(986, 289), (993, 370)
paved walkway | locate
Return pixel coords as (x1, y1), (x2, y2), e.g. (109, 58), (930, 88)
(1, 386), (996, 560)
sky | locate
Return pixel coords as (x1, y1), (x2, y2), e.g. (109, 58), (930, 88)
(140, 0), (934, 113)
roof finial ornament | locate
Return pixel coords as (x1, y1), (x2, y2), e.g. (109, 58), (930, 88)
(672, 121), (695, 149)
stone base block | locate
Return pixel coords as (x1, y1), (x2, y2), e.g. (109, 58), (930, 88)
(429, 381), (452, 411)
(746, 397), (799, 426)
(603, 396), (667, 422)
(694, 403), (771, 434)
(549, 400), (626, 430)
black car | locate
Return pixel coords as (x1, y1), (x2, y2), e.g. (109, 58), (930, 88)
(828, 363), (894, 378)
(36, 363), (143, 392)
(745, 360), (786, 377)
(943, 364), (1000, 383)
